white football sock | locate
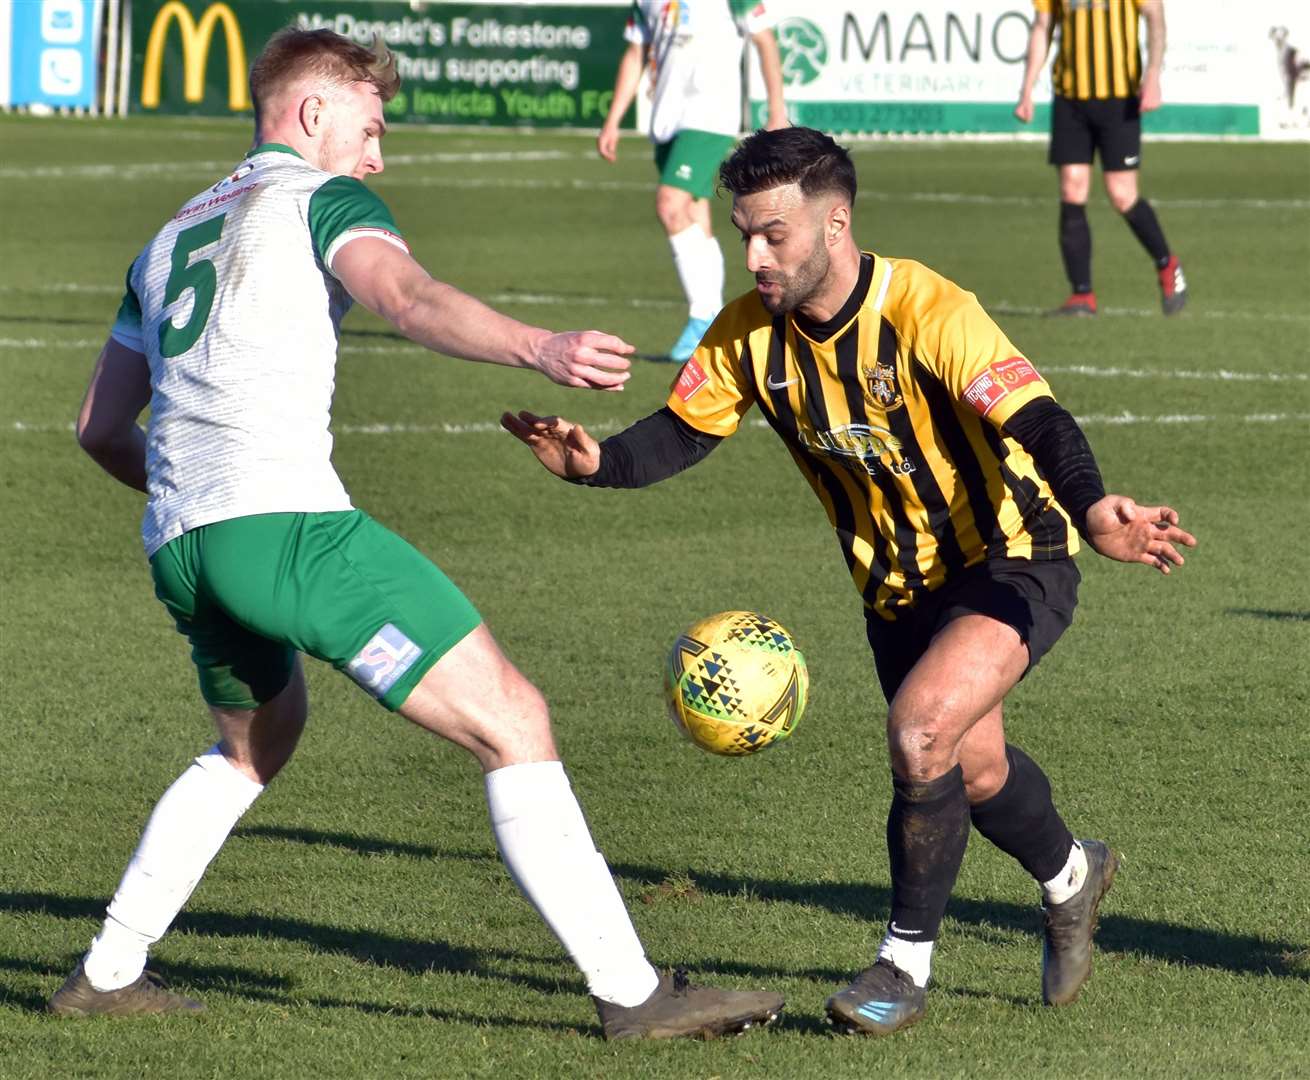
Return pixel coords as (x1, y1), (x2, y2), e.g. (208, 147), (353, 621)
(878, 931), (934, 988)
(668, 225), (723, 321)
(486, 761), (659, 1007)
(1041, 839), (1088, 905)
(82, 745), (263, 991)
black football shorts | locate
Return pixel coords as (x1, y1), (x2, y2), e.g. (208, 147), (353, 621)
(864, 557), (1081, 702)
(1049, 93), (1142, 171)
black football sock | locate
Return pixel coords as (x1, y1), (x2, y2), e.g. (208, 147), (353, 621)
(1059, 201), (1093, 293)
(969, 744), (1075, 884)
(885, 765), (971, 941)
(1121, 198), (1171, 268)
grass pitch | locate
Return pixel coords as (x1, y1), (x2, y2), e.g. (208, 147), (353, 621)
(1, 115), (1308, 1079)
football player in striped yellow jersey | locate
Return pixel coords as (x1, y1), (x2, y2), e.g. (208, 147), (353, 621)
(504, 127), (1196, 1035)
(1015, 0), (1188, 316)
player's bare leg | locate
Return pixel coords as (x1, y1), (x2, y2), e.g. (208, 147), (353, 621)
(656, 185), (723, 362)
(399, 625), (782, 1038)
(49, 664), (308, 1016)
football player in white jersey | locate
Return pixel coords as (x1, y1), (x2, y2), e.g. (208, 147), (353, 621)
(598, 1), (789, 362)
(53, 27), (784, 1040)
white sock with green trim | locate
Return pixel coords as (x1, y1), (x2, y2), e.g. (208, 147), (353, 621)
(486, 761), (659, 1007)
(82, 745), (263, 991)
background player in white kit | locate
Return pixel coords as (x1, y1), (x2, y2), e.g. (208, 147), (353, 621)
(52, 27), (783, 1040)
(597, 0), (788, 362)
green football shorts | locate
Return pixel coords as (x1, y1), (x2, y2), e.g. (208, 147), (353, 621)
(150, 510), (482, 712)
(654, 129), (736, 198)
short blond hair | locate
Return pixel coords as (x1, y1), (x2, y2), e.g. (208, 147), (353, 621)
(249, 28), (399, 126)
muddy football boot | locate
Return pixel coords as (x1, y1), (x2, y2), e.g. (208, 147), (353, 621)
(1042, 839), (1119, 1006)
(48, 961), (205, 1017)
(825, 958), (926, 1036)
(593, 967), (783, 1040)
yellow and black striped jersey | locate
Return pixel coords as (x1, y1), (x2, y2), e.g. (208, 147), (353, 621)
(665, 253), (1079, 620)
(1037, 0), (1144, 101)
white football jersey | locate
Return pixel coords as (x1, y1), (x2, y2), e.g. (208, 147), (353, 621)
(625, 0), (777, 143)
(110, 145), (408, 557)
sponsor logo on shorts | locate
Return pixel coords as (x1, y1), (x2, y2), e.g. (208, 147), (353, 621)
(963, 357), (1043, 417)
(674, 357), (709, 401)
(347, 622), (422, 698)
(676, 163), (693, 180)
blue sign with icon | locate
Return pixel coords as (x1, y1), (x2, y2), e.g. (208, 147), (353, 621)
(10, 0), (101, 108)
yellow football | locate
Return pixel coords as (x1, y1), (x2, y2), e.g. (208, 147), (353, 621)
(664, 611), (808, 756)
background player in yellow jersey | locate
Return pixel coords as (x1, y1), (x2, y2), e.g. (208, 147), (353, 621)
(503, 127), (1197, 1035)
(1015, 0), (1188, 316)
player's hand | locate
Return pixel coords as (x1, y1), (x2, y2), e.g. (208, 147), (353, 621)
(1084, 495), (1196, 574)
(500, 410), (601, 479)
(1014, 95), (1034, 124)
(1139, 74), (1162, 112)
(597, 124), (620, 162)
(531, 330), (633, 391)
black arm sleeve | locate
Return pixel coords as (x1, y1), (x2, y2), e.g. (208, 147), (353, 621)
(570, 406), (723, 489)
(1002, 397), (1106, 538)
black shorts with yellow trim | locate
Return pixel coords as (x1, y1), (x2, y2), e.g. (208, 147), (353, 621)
(864, 556), (1081, 703)
(1049, 94), (1141, 171)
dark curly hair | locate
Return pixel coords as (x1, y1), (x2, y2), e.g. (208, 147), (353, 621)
(718, 127), (857, 205)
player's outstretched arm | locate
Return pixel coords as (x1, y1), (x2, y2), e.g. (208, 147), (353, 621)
(76, 336), (152, 492)
(1083, 495), (1196, 574)
(500, 411), (600, 480)
(334, 238), (633, 391)
(502, 406), (723, 488)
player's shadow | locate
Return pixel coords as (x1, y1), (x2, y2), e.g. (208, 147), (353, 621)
(0, 888), (585, 1029)
(235, 825), (1310, 985)
(1224, 607), (1310, 622)
(0, 949), (580, 1033)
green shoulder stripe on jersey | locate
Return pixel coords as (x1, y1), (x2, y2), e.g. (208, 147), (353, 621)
(308, 176), (404, 264)
(115, 259), (142, 329)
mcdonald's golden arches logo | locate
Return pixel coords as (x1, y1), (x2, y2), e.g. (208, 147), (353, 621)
(142, 1), (250, 111)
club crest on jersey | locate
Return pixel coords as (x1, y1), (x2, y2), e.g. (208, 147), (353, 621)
(346, 623), (422, 699)
(800, 423), (915, 477)
(864, 360), (903, 411)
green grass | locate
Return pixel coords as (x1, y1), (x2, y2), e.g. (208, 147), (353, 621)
(2, 114), (1308, 1078)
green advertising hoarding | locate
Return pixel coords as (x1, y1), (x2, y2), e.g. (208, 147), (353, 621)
(131, 0), (630, 127)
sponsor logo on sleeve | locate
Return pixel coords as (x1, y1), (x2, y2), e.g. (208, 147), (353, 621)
(963, 356), (1043, 416)
(674, 357), (709, 402)
(991, 356), (1042, 390)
